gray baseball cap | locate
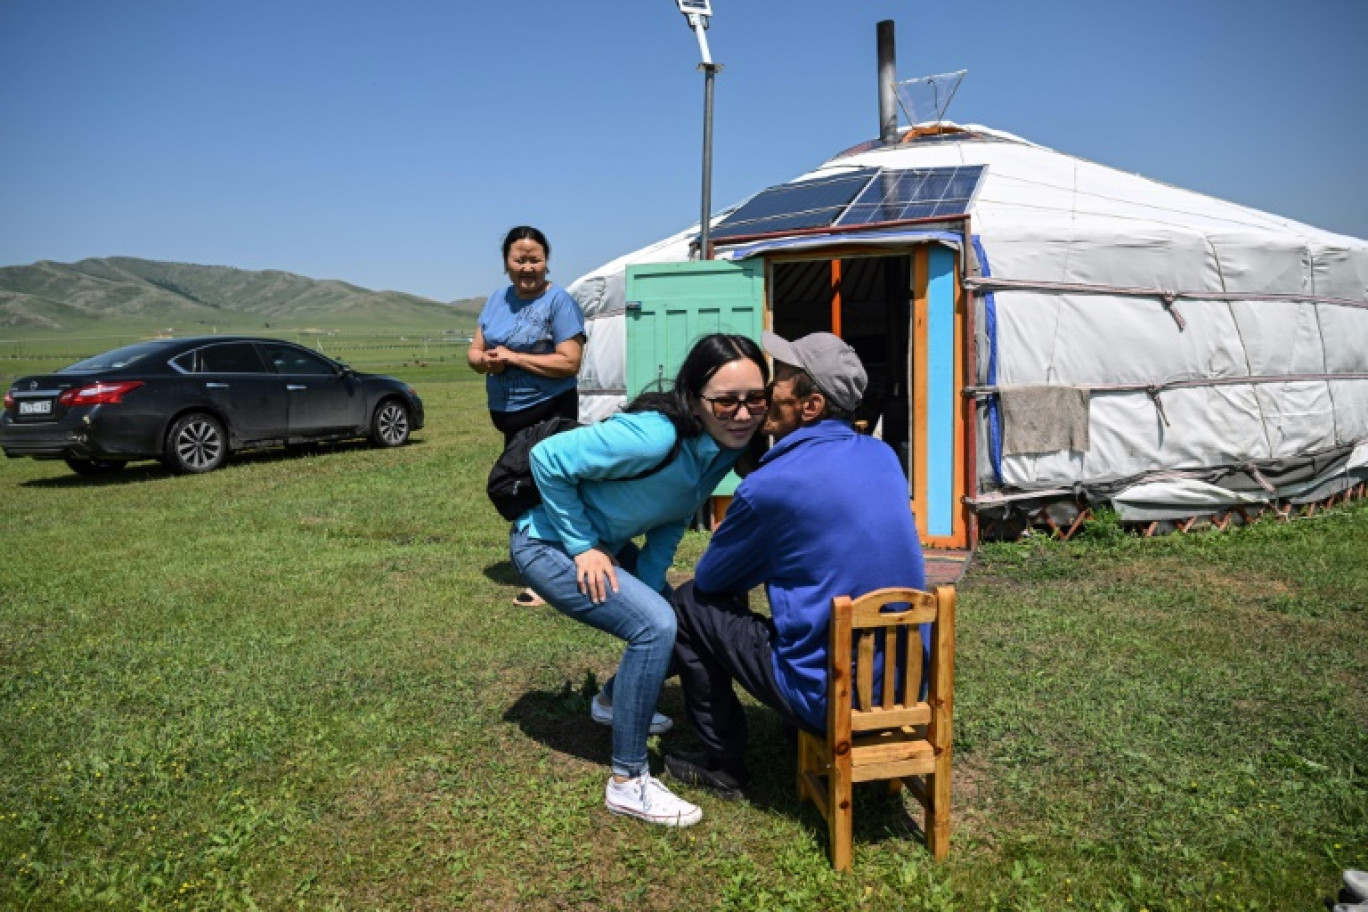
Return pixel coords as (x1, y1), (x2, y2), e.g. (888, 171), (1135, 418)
(762, 331), (867, 412)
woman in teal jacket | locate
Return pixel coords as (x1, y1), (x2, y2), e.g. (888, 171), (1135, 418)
(510, 333), (769, 828)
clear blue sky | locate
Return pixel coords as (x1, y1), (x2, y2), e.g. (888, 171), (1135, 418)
(2, 0), (1365, 303)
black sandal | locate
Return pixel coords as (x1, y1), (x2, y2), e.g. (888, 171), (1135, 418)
(513, 588), (544, 607)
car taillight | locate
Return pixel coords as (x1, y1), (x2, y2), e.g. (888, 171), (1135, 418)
(57, 380), (145, 406)
(2, 390), (12, 409)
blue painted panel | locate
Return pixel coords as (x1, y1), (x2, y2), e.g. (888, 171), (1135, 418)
(926, 247), (956, 537)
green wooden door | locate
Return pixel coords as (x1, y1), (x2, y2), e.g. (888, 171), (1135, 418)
(625, 259), (765, 496)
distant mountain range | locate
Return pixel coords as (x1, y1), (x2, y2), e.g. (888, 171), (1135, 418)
(0, 257), (484, 331)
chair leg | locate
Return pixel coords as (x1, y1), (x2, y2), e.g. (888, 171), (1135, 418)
(828, 759), (853, 872)
(926, 753), (952, 860)
(796, 732), (813, 804)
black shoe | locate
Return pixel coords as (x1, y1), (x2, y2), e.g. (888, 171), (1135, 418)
(664, 752), (749, 801)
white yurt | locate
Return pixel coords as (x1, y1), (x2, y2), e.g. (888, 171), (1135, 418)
(566, 114), (1368, 547)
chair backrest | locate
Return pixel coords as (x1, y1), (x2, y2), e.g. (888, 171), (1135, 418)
(828, 586), (955, 767)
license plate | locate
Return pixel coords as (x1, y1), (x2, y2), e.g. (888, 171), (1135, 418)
(18, 400), (52, 416)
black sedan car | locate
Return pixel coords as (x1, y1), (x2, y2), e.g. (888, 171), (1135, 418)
(1, 336), (424, 476)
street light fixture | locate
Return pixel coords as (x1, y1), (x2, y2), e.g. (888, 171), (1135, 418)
(675, 0), (720, 259)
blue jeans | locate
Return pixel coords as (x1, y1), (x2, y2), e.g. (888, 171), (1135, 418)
(510, 526), (676, 778)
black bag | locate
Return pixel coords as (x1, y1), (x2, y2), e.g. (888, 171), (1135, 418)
(486, 417), (681, 521)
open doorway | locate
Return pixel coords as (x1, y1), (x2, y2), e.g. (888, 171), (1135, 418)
(770, 254), (912, 479)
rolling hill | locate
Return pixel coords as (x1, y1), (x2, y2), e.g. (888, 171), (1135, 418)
(0, 257), (483, 332)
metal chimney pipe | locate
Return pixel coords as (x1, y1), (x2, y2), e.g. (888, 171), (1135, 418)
(877, 20), (898, 144)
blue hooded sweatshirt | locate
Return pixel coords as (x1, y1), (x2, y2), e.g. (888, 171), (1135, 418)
(693, 420), (926, 731)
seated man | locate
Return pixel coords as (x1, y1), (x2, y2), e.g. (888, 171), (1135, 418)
(665, 331), (926, 797)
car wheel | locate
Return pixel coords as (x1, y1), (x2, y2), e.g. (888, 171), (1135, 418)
(369, 398), (411, 447)
(65, 457), (128, 476)
(163, 412), (227, 474)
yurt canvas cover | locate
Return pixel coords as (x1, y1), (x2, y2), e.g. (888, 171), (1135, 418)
(568, 124), (1368, 546)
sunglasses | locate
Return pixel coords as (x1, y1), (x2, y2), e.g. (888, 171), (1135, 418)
(698, 389), (770, 419)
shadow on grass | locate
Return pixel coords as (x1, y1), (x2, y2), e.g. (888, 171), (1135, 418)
(703, 704), (928, 852)
(19, 462), (169, 487)
(502, 673), (613, 768)
(19, 438), (427, 488)
(504, 676), (929, 855)
(482, 561), (524, 587)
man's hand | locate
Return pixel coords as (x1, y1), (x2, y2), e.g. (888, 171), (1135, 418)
(574, 546), (620, 604)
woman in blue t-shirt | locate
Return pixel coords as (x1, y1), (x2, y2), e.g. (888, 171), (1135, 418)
(469, 226), (587, 606)
(468, 226), (587, 445)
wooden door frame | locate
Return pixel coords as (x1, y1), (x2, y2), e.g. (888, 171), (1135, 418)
(761, 246), (972, 549)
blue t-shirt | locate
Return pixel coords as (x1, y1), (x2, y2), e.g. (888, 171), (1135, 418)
(478, 284), (586, 413)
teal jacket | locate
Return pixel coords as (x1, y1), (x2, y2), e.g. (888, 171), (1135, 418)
(519, 411), (742, 592)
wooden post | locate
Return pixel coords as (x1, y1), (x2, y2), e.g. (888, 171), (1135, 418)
(831, 259), (843, 335)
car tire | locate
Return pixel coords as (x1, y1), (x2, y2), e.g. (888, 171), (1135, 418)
(65, 457), (128, 476)
(163, 412), (227, 474)
(369, 398), (411, 447)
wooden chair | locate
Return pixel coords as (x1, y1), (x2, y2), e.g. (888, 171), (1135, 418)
(796, 585), (955, 870)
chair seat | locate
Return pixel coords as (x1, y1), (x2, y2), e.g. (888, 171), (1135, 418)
(850, 729), (937, 782)
(803, 727), (938, 783)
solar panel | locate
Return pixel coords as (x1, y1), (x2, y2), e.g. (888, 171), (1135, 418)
(837, 165), (985, 226)
(708, 165), (984, 243)
(709, 169), (878, 241)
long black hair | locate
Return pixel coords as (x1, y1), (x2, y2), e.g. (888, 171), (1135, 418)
(502, 225), (550, 261)
(623, 333), (768, 439)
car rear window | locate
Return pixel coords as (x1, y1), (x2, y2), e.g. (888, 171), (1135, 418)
(61, 342), (170, 372)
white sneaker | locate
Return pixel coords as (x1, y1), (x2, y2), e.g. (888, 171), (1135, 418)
(590, 691), (673, 735)
(605, 773), (702, 827)
(1347, 871), (1368, 903)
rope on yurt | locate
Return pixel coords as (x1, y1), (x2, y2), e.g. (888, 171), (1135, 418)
(963, 276), (1368, 312)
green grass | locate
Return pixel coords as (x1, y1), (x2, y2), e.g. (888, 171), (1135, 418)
(1, 368), (1365, 910)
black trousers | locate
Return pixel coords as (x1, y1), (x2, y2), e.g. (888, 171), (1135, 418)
(489, 387), (578, 446)
(669, 580), (807, 768)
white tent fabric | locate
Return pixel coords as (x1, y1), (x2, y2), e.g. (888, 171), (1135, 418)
(566, 123), (1368, 522)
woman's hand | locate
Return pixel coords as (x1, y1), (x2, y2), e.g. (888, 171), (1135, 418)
(467, 328), (506, 375)
(499, 337), (583, 379)
(481, 346), (509, 374)
(574, 546), (619, 604)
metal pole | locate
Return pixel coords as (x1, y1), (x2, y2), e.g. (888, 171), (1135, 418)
(699, 62), (719, 260)
(684, 11), (719, 260)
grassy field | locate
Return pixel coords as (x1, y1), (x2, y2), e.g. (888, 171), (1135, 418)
(1, 352), (1365, 910)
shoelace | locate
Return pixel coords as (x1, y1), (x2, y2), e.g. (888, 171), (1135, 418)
(638, 776), (665, 813)
(632, 776), (676, 815)
(636, 778), (652, 813)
